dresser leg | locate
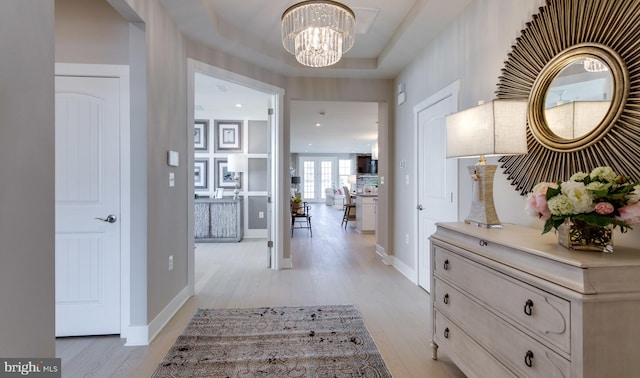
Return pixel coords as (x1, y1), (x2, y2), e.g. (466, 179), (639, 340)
(431, 341), (438, 360)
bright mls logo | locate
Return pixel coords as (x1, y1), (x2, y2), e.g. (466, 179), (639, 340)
(0, 359), (60, 377)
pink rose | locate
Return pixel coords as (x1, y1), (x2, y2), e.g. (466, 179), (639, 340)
(595, 202), (614, 215)
(526, 193), (551, 220)
(532, 182), (558, 196)
(616, 202), (640, 225)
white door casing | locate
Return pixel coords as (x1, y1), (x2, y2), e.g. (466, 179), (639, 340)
(414, 82), (459, 292)
(55, 75), (121, 336)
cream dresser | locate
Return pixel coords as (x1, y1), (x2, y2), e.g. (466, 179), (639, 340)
(429, 222), (640, 378)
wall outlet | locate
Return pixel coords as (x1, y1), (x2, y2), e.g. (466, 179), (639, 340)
(258, 211), (264, 219)
(168, 255), (173, 271)
(405, 233), (409, 244)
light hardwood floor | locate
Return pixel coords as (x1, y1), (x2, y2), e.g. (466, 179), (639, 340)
(56, 203), (465, 377)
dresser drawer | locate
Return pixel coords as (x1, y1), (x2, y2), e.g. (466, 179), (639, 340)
(434, 246), (571, 354)
(434, 279), (571, 378)
(434, 310), (515, 378)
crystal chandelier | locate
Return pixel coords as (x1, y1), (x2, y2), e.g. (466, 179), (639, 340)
(583, 58), (609, 72)
(281, 1), (355, 67)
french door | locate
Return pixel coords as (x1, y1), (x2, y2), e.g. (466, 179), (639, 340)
(299, 157), (337, 202)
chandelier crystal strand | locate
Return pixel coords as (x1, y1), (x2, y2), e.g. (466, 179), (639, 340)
(583, 58), (609, 72)
(281, 1), (355, 67)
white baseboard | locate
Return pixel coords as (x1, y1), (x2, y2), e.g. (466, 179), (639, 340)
(123, 325), (149, 346)
(391, 256), (417, 285)
(376, 244), (393, 265)
(279, 257), (293, 269)
(144, 286), (192, 345)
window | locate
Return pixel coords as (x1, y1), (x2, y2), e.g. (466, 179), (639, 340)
(303, 160), (315, 199)
(339, 159), (352, 190)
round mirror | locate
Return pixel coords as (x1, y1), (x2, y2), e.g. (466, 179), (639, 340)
(543, 57), (614, 140)
(496, 0), (640, 195)
(527, 44), (628, 152)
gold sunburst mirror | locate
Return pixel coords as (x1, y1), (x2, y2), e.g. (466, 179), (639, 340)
(497, 0), (640, 194)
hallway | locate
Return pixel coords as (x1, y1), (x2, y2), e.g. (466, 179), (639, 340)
(56, 202), (464, 377)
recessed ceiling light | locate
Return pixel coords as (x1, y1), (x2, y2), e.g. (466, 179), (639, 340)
(308, 143), (312, 146)
(235, 103), (242, 108)
(315, 123), (321, 127)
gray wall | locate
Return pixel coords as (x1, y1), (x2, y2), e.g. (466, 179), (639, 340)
(56, 0), (129, 64)
(57, 0), (190, 324)
(391, 0), (544, 270)
(391, 0), (640, 270)
(248, 120), (268, 154)
(0, 0), (56, 357)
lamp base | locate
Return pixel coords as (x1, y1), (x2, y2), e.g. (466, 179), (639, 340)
(465, 164), (502, 228)
(233, 174), (240, 200)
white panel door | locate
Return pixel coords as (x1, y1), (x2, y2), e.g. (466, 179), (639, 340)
(55, 76), (121, 336)
(416, 93), (458, 292)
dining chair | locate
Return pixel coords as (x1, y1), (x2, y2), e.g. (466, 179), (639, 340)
(291, 201), (312, 236)
(341, 186), (356, 228)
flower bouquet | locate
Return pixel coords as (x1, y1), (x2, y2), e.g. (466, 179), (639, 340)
(525, 166), (640, 252)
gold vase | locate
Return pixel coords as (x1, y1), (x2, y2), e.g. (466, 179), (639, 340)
(557, 218), (613, 253)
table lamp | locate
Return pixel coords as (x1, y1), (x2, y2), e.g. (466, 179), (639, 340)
(226, 154), (248, 200)
(445, 100), (528, 227)
(291, 176), (301, 195)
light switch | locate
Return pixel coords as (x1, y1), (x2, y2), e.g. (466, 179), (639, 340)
(169, 172), (175, 187)
(167, 150), (179, 167)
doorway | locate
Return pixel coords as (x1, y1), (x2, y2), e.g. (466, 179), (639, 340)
(188, 60), (285, 277)
(414, 81), (459, 292)
(54, 64), (131, 337)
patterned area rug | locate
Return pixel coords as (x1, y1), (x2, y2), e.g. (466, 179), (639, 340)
(152, 305), (392, 377)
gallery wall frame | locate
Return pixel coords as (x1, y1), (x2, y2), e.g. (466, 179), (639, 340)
(194, 159), (209, 189)
(214, 120), (243, 152)
(215, 158), (240, 189)
(194, 119), (209, 151)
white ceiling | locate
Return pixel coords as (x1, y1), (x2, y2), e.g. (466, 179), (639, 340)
(182, 0), (472, 152)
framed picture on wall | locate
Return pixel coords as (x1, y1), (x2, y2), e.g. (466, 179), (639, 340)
(194, 119), (209, 151)
(215, 158), (240, 189)
(215, 120), (242, 152)
(194, 159), (208, 189)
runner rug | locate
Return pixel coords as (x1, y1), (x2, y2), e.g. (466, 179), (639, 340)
(152, 304), (392, 377)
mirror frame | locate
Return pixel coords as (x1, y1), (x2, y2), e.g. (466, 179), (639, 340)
(496, 0), (640, 195)
(529, 44), (628, 152)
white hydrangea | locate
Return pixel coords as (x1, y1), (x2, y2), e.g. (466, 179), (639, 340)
(570, 172), (588, 182)
(585, 181), (609, 192)
(547, 194), (575, 216)
(561, 181), (594, 214)
(590, 166), (617, 182)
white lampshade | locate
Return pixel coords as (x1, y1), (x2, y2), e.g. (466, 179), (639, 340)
(544, 101), (611, 139)
(227, 154), (248, 173)
(446, 100), (528, 159)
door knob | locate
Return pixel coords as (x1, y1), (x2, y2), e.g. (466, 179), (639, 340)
(95, 214), (117, 223)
